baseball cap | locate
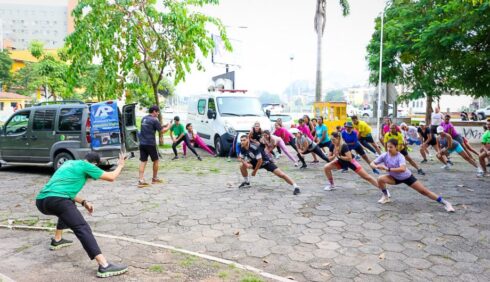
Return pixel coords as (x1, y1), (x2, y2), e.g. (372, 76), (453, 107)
(345, 121), (353, 128)
(400, 122), (407, 128)
(289, 128), (300, 134)
(436, 126), (444, 134)
(149, 105), (160, 113)
(419, 121), (426, 126)
(174, 116), (180, 121)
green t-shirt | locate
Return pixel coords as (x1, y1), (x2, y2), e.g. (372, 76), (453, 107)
(170, 123), (186, 137)
(482, 130), (490, 144)
(36, 160), (104, 200)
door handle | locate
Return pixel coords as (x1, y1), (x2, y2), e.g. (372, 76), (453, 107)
(201, 120), (204, 122)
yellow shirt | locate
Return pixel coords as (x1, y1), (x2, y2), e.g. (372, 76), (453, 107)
(384, 132), (405, 151)
(354, 120), (372, 137)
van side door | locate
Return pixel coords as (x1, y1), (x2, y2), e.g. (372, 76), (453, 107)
(0, 110), (31, 162)
(121, 103), (139, 152)
(196, 98), (211, 141)
(29, 108), (57, 162)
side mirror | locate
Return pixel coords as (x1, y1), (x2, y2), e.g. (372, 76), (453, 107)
(265, 109), (271, 118)
(207, 109), (216, 119)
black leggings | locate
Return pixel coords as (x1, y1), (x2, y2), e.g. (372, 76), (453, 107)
(173, 135), (198, 157)
(287, 139), (306, 165)
(306, 145), (329, 162)
(36, 197), (101, 260)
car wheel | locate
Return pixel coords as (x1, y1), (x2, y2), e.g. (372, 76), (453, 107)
(54, 152), (73, 171)
(362, 113), (369, 117)
(478, 113), (485, 120)
(214, 135), (225, 157)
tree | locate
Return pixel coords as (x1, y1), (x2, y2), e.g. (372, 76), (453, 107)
(324, 89), (345, 102)
(0, 49), (13, 89)
(126, 69), (175, 109)
(314, 0), (350, 102)
(65, 0), (231, 145)
(259, 91), (282, 105)
(366, 0), (489, 123)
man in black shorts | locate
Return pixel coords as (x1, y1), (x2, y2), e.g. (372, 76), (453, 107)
(418, 122), (436, 163)
(238, 135), (301, 195)
(138, 105), (171, 187)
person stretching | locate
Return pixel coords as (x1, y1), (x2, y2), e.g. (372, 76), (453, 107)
(435, 126), (483, 176)
(261, 130), (298, 166)
(384, 124), (426, 175)
(315, 116), (332, 152)
(342, 122), (380, 175)
(479, 120), (490, 176)
(36, 152), (129, 278)
(418, 122), (436, 163)
(323, 132), (381, 191)
(370, 139), (455, 212)
(352, 115), (382, 155)
(170, 116), (201, 161)
(238, 135), (301, 195)
(182, 123), (216, 157)
(291, 128), (330, 166)
(274, 123), (307, 168)
(298, 118), (319, 163)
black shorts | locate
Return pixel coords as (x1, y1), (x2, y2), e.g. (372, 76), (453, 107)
(262, 162), (278, 172)
(139, 144), (159, 162)
(394, 175), (417, 186)
(400, 149), (409, 156)
(350, 144), (365, 156)
(360, 135), (375, 143)
(425, 138), (437, 146)
(318, 141), (332, 149)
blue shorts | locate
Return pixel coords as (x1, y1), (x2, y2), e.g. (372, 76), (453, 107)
(448, 144), (464, 154)
(407, 138), (421, 146)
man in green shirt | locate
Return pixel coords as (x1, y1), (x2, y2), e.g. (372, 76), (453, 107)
(36, 152), (128, 278)
(479, 119), (490, 175)
(170, 115), (201, 160)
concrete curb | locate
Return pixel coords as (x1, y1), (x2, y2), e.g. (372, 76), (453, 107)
(0, 225), (295, 282)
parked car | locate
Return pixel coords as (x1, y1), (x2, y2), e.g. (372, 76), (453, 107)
(359, 104), (408, 118)
(0, 100), (139, 170)
(187, 90), (273, 156)
(269, 113), (294, 129)
(475, 106), (490, 120)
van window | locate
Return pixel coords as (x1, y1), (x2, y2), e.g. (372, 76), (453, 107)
(208, 98), (216, 111)
(33, 110), (56, 131)
(197, 99), (206, 115)
(5, 111), (30, 135)
(59, 108), (83, 131)
(123, 106), (135, 126)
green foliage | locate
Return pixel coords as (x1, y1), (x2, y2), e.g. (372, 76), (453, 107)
(324, 89), (345, 102)
(259, 91), (281, 105)
(366, 0), (490, 102)
(148, 264), (164, 273)
(29, 41), (44, 59)
(0, 49), (13, 86)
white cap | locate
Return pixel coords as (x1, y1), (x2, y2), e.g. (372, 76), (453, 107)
(289, 128), (300, 134)
(400, 122), (407, 128)
(419, 121), (426, 126)
(436, 126), (444, 134)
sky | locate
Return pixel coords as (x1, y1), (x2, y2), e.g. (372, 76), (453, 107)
(178, 0), (387, 96)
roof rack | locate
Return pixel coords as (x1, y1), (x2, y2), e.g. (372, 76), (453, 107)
(217, 89), (248, 93)
(34, 100), (85, 106)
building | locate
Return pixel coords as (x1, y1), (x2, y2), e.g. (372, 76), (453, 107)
(344, 86), (375, 107)
(9, 49), (59, 72)
(0, 0), (77, 50)
(0, 91), (30, 122)
(398, 94), (475, 115)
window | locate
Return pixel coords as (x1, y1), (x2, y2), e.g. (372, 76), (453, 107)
(11, 102), (17, 108)
(5, 112), (30, 135)
(33, 110), (56, 131)
(58, 108), (83, 131)
(197, 99), (206, 115)
(208, 98), (216, 111)
(123, 106), (135, 126)
(0, 102), (4, 111)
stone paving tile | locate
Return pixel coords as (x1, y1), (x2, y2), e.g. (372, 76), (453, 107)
(1, 152), (490, 281)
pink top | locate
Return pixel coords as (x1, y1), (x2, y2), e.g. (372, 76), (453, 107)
(382, 124), (401, 134)
(441, 121), (458, 138)
(274, 127), (293, 144)
(298, 124), (314, 140)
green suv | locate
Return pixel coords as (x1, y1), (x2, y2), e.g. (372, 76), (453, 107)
(0, 101), (139, 170)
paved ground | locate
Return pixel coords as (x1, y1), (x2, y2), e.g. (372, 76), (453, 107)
(1, 147), (489, 281)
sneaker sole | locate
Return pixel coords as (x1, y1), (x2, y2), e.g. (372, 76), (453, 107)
(50, 242), (74, 250)
(96, 268), (128, 278)
(137, 184), (150, 188)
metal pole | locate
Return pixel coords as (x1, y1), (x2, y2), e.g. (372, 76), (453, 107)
(376, 10), (384, 139)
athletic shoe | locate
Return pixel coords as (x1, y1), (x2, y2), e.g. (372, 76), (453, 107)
(477, 170), (484, 177)
(441, 163), (452, 170)
(417, 169), (426, 175)
(310, 160), (320, 164)
(275, 153), (282, 159)
(447, 160), (454, 166)
(50, 238), (73, 250)
(372, 168), (381, 175)
(197, 156), (202, 161)
(324, 184), (335, 191)
(300, 164), (307, 169)
(421, 159), (428, 164)
(341, 168), (348, 173)
(293, 187), (301, 195)
(294, 162), (299, 167)
(238, 181), (250, 188)
(444, 202), (455, 213)
(386, 189), (391, 198)
(171, 156), (179, 160)
(227, 157), (231, 162)
(355, 155), (361, 161)
(487, 163), (490, 167)
(97, 262), (128, 278)
(137, 180), (150, 188)
(151, 178), (164, 184)
(378, 195), (392, 204)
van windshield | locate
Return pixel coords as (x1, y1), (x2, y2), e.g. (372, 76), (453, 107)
(217, 97), (264, 117)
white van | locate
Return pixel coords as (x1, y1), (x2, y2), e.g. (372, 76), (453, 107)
(187, 90), (273, 156)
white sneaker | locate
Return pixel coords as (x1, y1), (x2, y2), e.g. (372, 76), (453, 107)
(444, 202), (455, 212)
(294, 162), (299, 167)
(275, 153), (281, 159)
(477, 170), (484, 177)
(324, 184), (336, 191)
(386, 189), (391, 198)
(441, 164), (452, 170)
(378, 195), (392, 204)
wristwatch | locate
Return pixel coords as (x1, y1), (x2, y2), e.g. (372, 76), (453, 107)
(81, 200), (87, 207)
(388, 168), (391, 172)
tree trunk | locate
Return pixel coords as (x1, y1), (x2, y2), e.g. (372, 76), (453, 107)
(426, 95), (433, 125)
(153, 86), (164, 146)
(315, 30), (322, 102)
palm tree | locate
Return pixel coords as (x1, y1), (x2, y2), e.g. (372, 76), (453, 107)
(314, 0), (350, 102)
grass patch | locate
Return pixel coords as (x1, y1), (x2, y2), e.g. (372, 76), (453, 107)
(211, 262), (221, 269)
(16, 218), (39, 226)
(179, 255), (197, 267)
(148, 264), (165, 273)
(218, 270), (229, 280)
(228, 263), (236, 270)
(14, 243), (32, 253)
(240, 275), (264, 282)
(209, 168), (220, 173)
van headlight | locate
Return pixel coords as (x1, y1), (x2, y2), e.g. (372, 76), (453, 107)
(225, 125), (236, 135)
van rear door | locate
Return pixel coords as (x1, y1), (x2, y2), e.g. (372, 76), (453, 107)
(122, 103), (139, 151)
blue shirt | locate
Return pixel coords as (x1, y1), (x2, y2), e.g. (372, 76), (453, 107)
(342, 130), (359, 145)
(139, 115), (162, 145)
(316, 124), (330, 144)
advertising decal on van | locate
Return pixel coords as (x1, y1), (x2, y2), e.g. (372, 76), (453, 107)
(90, 101), (121, 148)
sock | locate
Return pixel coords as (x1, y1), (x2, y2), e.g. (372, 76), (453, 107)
(101, 262), (109, 268)
(292, 183), (298, 188)
(244, 176), (249, 182)
(436, 196), (448, 205)
(328, 178), (334, 185)
(381, 189), (388, 196)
